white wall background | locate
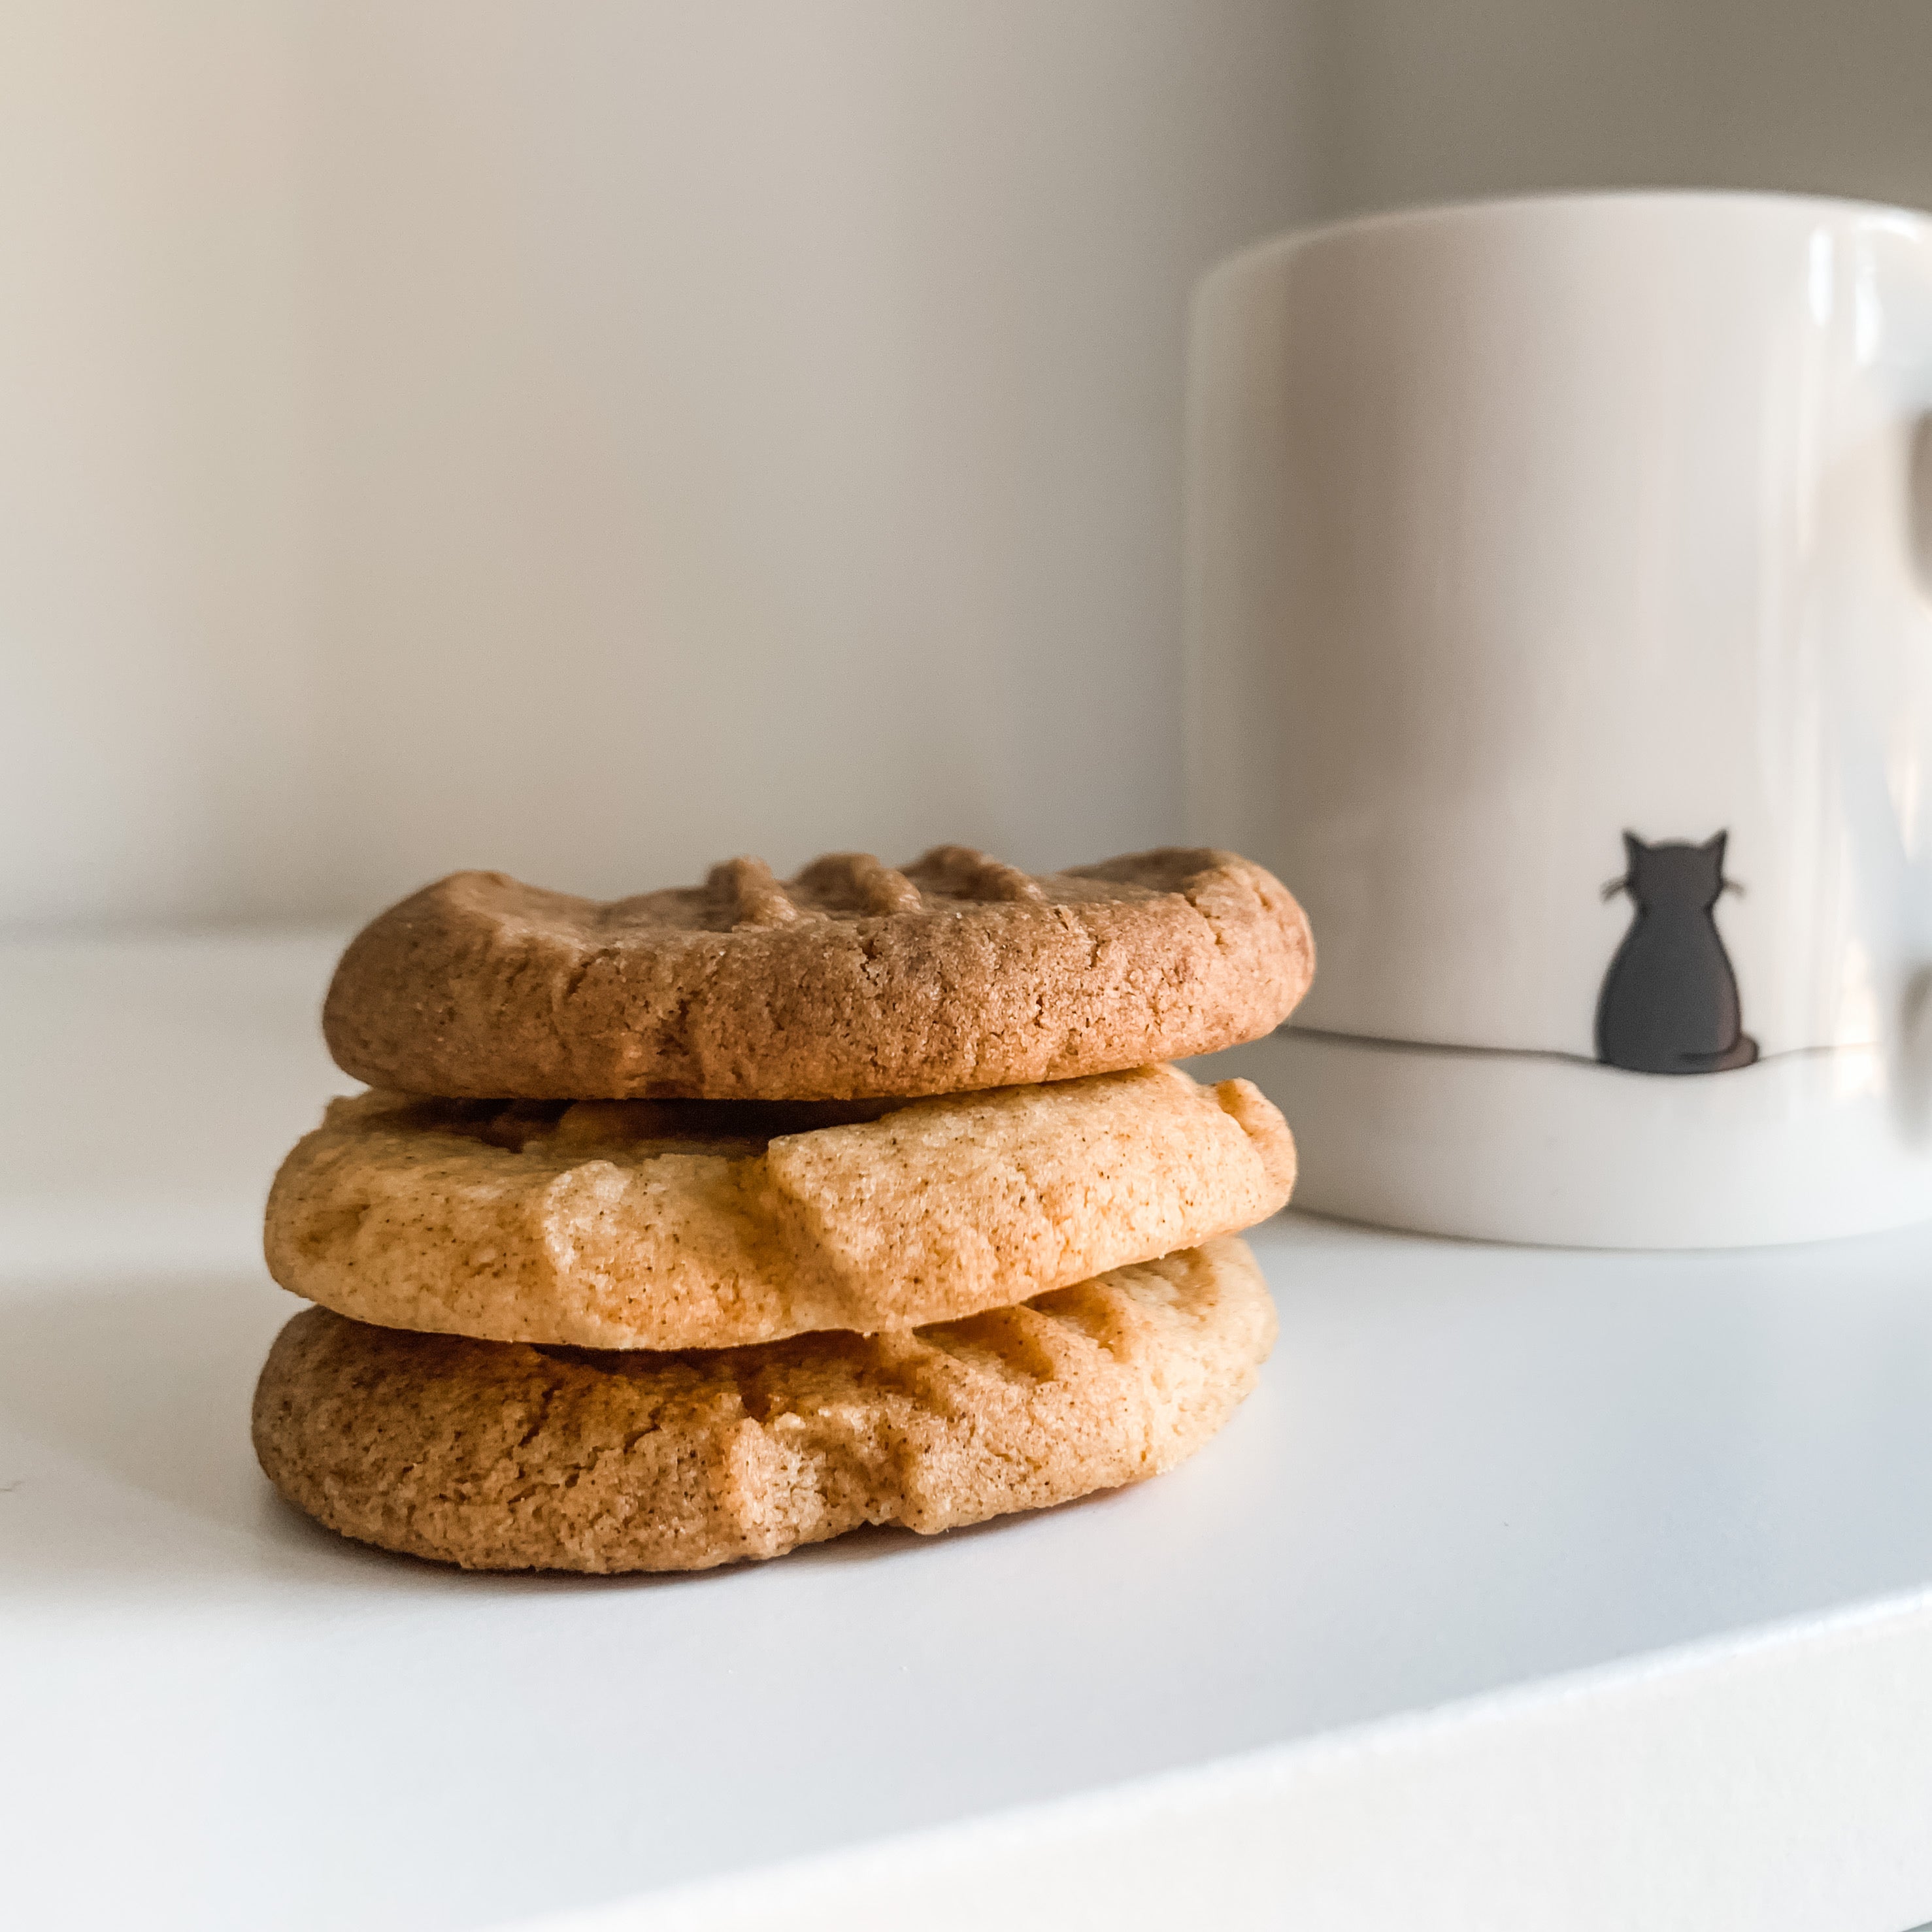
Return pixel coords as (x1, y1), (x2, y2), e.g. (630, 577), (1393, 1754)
(10, 1), (1932, 927)
(3, 5), (310, 927)
(1, 0), (1317, 926)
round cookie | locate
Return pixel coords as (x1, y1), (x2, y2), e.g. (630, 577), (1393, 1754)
(253, 1237), (1277, 1573)
(321, 845), (1313, 1100)
(265, 1065), (1295, 1349)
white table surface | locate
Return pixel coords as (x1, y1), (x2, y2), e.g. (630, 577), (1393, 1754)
(4, 934), (1932, 1932)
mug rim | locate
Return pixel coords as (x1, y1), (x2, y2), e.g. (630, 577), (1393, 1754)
(1200, 186), (1932, 296)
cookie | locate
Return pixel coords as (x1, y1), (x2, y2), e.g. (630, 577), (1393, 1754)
(321, 846), (1313, 1100)
(265, 1065), (1295, 1350)
(252, 1237), (1276, 1573)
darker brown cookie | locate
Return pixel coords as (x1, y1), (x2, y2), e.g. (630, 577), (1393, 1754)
(322, 846), (1313, 1099)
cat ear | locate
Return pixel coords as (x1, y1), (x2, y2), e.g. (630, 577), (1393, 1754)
(1701, 831), (1728, 862)
(1623, 831), (1646, 863)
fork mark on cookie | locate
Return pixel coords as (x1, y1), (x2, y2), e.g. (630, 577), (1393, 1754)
(907, 846), (1048, 904)
(792, 852), (925, 916)
(706, 857), (801, 931)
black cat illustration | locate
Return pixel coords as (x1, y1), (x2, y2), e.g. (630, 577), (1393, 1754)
(1595, 832), (1759, 1074)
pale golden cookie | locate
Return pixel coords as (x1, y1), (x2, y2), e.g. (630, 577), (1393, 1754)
(321, 846), (1313, 1100)
(252, 1237), (1276, 1573)
(265, 1065), (1295, 1349)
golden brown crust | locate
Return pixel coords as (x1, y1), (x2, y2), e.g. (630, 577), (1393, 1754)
(321, 846), (1314, 1100)
(252, 1238), (1277, 1573)
(263, 1066), (1295, 1349)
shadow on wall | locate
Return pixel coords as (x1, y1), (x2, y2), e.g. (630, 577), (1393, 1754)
(1314, 0), (1932, 218)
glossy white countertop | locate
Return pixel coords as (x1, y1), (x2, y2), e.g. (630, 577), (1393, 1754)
(3, 935), (1932, 1932)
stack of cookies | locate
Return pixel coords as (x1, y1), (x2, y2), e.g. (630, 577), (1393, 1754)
(253, 845), (1314, 1573)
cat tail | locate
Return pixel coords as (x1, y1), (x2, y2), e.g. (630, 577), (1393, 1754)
(1678, 1034), (1759, 1073)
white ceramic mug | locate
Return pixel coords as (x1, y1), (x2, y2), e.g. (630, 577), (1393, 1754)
(1186, 191), (1932, 1247)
